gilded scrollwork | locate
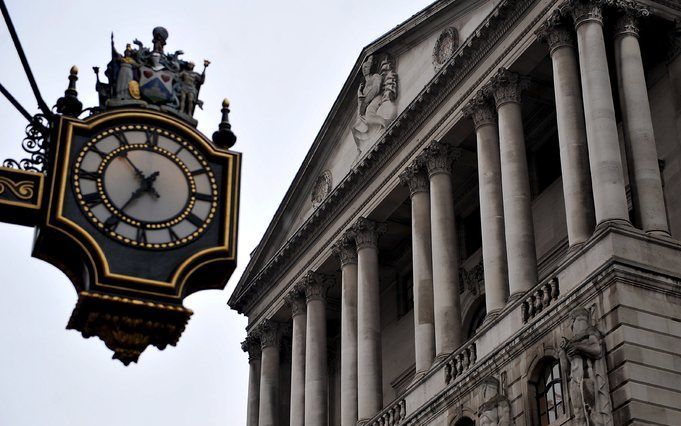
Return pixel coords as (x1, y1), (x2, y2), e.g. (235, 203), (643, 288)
(0, 177), (34, 200)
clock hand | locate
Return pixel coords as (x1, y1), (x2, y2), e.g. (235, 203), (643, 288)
(120, 154), (145, 180)
(141, 171), (161, 199)
(119, 187), (145, 211)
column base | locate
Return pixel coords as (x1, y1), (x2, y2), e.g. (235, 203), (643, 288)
(412, 369), (429, 384)
(434, 352), (452, 364)
(483, 308), (502, 325)
(567, 240), (587, 254)
(646, 229), (671, 238)
(595, 218), (632, 232)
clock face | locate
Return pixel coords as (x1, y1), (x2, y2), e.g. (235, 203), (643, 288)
(72, 124), (219, 250)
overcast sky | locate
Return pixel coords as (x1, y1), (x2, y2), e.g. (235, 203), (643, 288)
(0, 1), (433, 424)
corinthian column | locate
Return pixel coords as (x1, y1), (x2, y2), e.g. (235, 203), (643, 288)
(285, 286), (306, 426)
(668, 21), (681, 144)
(424, 140), (463, 355)
(567, 0), (629, 225)
(303, 271), (332, 426)
(464, 94), (508, 317)
(353, 217), (386, 422)
(257, 320), (282, 426)
(537, 14), (595, 246)
(333, 235), (358, 426)
(489, 69), (537, 298)
(399, 163), (435, 375)
(613, 5), (669, 235)
(242, 334), (262, 426)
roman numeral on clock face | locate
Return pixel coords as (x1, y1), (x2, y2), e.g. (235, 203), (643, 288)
(168, 227), (180, 242)
(104, 215), (120, 230)
(194, 192), (212, 202)
(83, 192), (102, 207)
(187, 212), (203, 228)
(77, 170), (100, 180)
(136, 228), (147, 244)
(145, 130), (159, 147)
(113, 130), (130, 146)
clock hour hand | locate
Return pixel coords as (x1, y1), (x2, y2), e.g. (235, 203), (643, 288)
(142, 171), (161, 199)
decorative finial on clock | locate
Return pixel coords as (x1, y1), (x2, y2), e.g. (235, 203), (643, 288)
(56, 65), (83, 117)
(212, 98), (237, 149)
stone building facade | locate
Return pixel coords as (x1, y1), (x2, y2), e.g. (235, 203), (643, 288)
(229, 0), (681, 425)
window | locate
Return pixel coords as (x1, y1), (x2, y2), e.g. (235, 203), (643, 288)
(453, 417), (475, 426)
(532, 359), (564, 425)
(466, 303), (486, 339)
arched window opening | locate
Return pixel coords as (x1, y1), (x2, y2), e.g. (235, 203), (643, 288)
(453, 417), (475, 426)
(467, 304), (486, 339)
(531, 358), (564, 425)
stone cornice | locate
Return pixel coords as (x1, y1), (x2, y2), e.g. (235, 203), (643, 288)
(230, 0), (547, 315)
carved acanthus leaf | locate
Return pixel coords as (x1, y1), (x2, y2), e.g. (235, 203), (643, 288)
(487, 68), (530, 108)
(399, 162), (429, 197)
(463, 91), (497, 129)
(352, 217), (387, 250)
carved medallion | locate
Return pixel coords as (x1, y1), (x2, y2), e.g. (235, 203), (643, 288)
(311, 170), (332, 206)
(433, 27), (459, 71)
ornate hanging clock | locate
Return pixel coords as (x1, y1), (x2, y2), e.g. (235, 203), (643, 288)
(0, 26), (240, 364)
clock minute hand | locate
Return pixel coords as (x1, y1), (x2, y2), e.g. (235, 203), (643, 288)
(119, 187), (145, 212)
(121, 154), (145, 180)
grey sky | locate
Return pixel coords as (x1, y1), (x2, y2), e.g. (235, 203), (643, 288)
(0, 1), (433, 424)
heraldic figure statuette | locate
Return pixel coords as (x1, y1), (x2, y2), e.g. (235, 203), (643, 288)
(559, 306), (613, 426)
(478, 376), (513, 426)
(351, 53), (398, 156)
(92, 26), (209, 126)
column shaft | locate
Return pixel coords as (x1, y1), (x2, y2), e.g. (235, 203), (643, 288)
(466, 97), (508, 315)
(354, 218), (384, 421)
(572, 2), (629, 224)
(614, 12), (669, 235)
(400, 166), (435, 375)
(304, 273), (330, 426)
(243, 337), (262, 426)
(334, 238), (358, 426)
(286, 291), (306, 426)
(492, 70), (537, 297)
(258, 323), (281, 426)
(539, 22), (595, 245)
(425, 141), (462, 355)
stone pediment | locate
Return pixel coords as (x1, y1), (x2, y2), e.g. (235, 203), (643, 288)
(230, 0), (499, 313)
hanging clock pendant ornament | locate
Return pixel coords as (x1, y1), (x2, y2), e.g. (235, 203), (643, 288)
(0, 26), (240, 365)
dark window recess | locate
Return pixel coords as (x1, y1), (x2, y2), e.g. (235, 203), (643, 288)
(397, 270), (413, 318)
(533, 359), (565, 425)
(454, 418), (476, 426)
(467, 304), (486, 339)
(530, 138), (561, 197)
(461, 207), (482, 258)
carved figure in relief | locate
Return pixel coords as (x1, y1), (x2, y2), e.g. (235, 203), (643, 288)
(352, 54), (398, 155)
(559, 306), (613, 426)
(478, 377), (512, 426)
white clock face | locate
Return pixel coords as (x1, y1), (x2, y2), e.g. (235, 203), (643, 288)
(72, 124), (219, 250)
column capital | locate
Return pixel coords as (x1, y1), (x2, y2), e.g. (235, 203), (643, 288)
(352, 217), (387, 250)
(301, 271), (334, 303)
(332, 233), (357, 266)
(241, 333), (262, 362)
(423, 140), (462, 177)
(399, 162), (429, 197)
(464, 91), (497, 129)
(487, 68), (530, 108)
(563, 0), (606, 28)
(536, 10), (575, 54)
(256, 319), (284, 350)
(612, 2), (649, 39)
(285, 284), (307, 317)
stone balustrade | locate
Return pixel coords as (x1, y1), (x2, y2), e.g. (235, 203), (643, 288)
(443, 341), (477, 385)
(520, 277), (560, 323)
(364, 399), (406, 426)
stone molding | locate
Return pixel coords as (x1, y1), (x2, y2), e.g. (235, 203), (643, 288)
(399, 162), (430, 197)
(241, 334), (262, 362)
(352, 217), (387, 250)
(423, 140), (462, 177)
(284, 284), (307, 317)
(332, 233), (358, 267)
(536, 10), (575, 54)
(564, 0), (606, 28)
(487, 68), (530, 108)
(301, 271), (334, 303)
(463, 91), (497, 129)
(230, 0), (549, 315)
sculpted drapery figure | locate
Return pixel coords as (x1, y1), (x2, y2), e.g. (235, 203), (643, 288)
(178, 60), (210, 116)
(478, 377), (512, 426)
(559, 306), (613, 426)
(352, 54), (398, 155)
